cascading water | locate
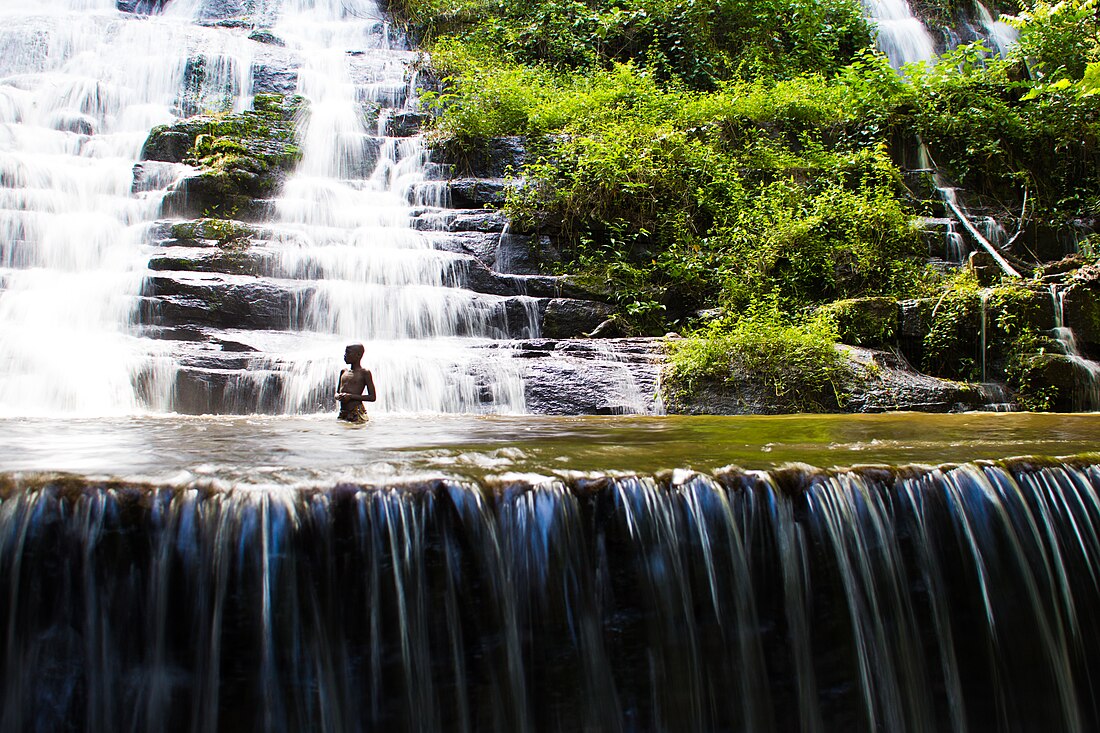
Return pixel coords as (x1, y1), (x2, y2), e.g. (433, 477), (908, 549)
(974, 1), (1019, 58)
(4, 458), (1100, 732)
(862, 0), (936, 68)
(211, 0), (537, 414)
(0, 0), (209, 415)
(1049, 284), (1100, 410)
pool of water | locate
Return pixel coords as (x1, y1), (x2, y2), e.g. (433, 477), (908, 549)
(2, 412), (1099, 488)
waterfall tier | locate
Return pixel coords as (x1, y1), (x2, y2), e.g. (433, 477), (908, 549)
(3, 456), (1100, 732)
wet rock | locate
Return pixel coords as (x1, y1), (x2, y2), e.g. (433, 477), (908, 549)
(967, 250), (1000, 287)
(148, 250), (268, 277)
(840, 347), (984, 413)
(385, 111), (429, 137)
(162, 171), (279, 221)
(1011, 353), (1090, 412)
(428, 136), (527, 178)
(1063, 265), (1100, 356)
(139, 276), (297, 330)
(117, 0), (167, 13)
(1039, 254), (1088, 281)
(141, 94), (302, 218)
(496, 232), (561, 274)
(171, 368), (286, 415)
(458, 261), (595, 299)
(448, 178), (511, 208)
(249, 31), (286, 47)
(131, 162), (183, 194)
(431, 232), (500, 266)
(411, 209), (509, 234)
(541, 299), (617, 339)
(141, 128), (199, 164)
(508, 338), (664, 415)
(250, 63), (298, 96)
(195, 0), (251, 20)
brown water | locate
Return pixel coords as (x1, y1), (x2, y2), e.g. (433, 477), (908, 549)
(2, 412), (1098, 487)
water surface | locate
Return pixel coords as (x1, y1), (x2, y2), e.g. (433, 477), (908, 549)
(2, 412), (1098, 487)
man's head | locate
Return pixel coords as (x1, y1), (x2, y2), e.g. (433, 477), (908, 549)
(344, 343), (365, 365)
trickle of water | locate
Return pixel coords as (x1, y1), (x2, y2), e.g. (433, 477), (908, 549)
(1049, 284), (1100, 410)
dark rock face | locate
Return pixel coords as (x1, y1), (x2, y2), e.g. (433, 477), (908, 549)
(428, 136), (528, 178)
(161, 170), (280, 221)
(506, 338), (664, 415)
(840, 346), (984, 412)
(447, 178), (511, 208)
(385, 111), (429, 137)
(250, 63), (298, 96)
(541, 298), (617, 339)
(248, 31), (286, 47)
(141, 128), (199, 164)
(1063, 265), (1100, 357)
(140, 276), (299, 331)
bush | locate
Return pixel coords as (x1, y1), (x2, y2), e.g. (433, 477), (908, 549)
(665, 309), (850, 410)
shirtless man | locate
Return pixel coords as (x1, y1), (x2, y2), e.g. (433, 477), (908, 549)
(335, 343), (376, 422)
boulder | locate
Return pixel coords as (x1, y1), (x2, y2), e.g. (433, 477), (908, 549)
(139, 276), (297, 330)
(512, 338), (664, 415)
(385, 111), (429, 137)
(839, 347), (984, 413)
(541, 299), (617, 339)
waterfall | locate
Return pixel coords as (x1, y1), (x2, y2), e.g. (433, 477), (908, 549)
(194, 0), (538, 414)
(3, 458), (1100, 731)
(862, 0), (936, 68)
(0, 0), (645, 418)
(0, 1), (209, 415)
(974, 1), (1019, 58)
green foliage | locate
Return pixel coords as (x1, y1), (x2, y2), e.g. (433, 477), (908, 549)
(666, 308), (850, 409)
(411, 0), (1100, 410)
(922, 271), (1049, 382)
(1008, 0), (1100, 82)
(817, 296), (898, 345)
(398, 0), (871, 87)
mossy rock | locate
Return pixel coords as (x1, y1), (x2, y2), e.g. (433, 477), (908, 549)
(140, 94), (304, 219)
(818, 297), (898, 347)
(168, 218), (254, 248)
(1009, 353), (1092, 412)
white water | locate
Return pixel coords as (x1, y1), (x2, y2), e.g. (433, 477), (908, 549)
(974, 1), (1018, 58)
(0, 0), (241, 416)
(863, 0), (937, 68)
